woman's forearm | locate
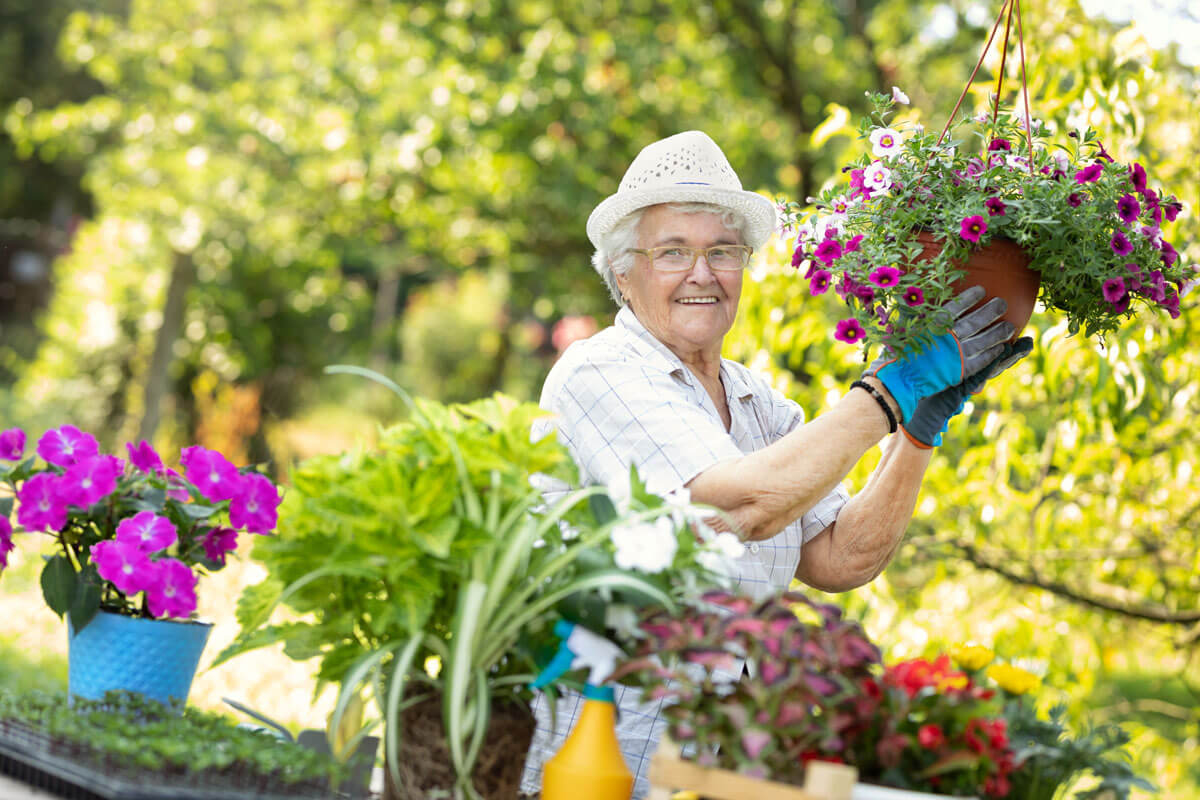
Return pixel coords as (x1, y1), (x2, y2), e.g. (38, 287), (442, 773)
(686, 379), (898, 540)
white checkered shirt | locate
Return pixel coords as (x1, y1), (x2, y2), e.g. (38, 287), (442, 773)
(521, 307), (850, 798)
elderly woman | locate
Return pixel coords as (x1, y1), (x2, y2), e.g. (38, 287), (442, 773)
(521, 131), (1028, 797)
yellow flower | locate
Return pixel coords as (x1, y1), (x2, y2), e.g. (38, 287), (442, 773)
(987, 663), (1040, 695)
(952, 645), (994, 672)
(672, 793), (701, 800)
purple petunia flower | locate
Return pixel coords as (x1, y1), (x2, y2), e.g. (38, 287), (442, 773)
(144, 558), (198, 619)
(1102, 277), (1127, 304)
(15, 473), (67, 532)
(181, 446), (241, 503)
(1109, 231), (1134, 256)
(985, 197), (1007, 217)
(965, 157), (985, 178)
(854, 285), (877, 304)
(1075, 163), (1104, 184)
(790, 242), (806, 268)
(1116, 194), (1141, 225)
(229, 473), (281, 535)
(834, 318), (866, 344)
(1163, 198), (1182, 223)
(1161, 289), (1181, 319)
(1144, 270), (1167, 302)
(1128, 162), (1147, 191)
(809, 269), (832, 295)
(987, 138), (1012, 152)
(1140, 225), (1164, 249)
(868, 266), (902, 288)
(92, 539), (155, 597)
(903, 286), (926, 307)
(844, 234), (864, 253)
(37, 425), (99, 468)
(0, 429), (25, 461)
(201, 527), (238, 565)
(959, 215), (987, 243)
(115, 511), (178, 554)
(1125, 263), (1144, 291)
(1161, 241), (1179, 267)
(813, 238), (843, 266)
(1, 517), (14, 572)
(1067, 193), (1084, 208)
(125, 440), (165, 476)
(58, 455), (120, 509)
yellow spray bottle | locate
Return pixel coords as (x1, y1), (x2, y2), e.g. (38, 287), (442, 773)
(532, 620), (633, 800)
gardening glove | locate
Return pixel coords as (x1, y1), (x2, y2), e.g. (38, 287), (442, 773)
(902, 336), (1033, 448)
(866, 286), (1014, 423)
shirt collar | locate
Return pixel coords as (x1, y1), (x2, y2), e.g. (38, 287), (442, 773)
(615, 307), (754, 401)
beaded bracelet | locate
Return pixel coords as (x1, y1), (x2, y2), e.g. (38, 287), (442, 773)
(850, 380), (898, 434)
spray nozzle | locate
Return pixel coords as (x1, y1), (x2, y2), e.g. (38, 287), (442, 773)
(532, 619), (623, 689)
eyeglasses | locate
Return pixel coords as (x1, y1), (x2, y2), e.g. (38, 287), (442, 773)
(628, 245), (754, 273)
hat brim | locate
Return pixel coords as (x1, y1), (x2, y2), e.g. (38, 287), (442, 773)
(586, 185), (777, 250)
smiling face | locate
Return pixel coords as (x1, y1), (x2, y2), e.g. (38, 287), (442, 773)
(615, 205), (744, 366)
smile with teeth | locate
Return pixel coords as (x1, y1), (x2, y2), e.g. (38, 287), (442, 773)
(676, 297), (719, 304)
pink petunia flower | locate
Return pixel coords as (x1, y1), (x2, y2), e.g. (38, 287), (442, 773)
(868, 266), (902, 288)
(1109, 231), (1133, 256)
(959, 215), (988, 243)
(1128, 162), (1147, 191)
(1, 516), (14, 571)
(790, 243), (806, 268)
(37, 425), (99, 468)
(92, 539), (155, 597)
(965, 158), (985, 178)
(125, 440), (165, 476)
(144, 558), (198, 619)
(1075, 163), (1104, 184)
(813, 239), (843, 266)
(201, 527), (238, 565)
(115, 511), (178, 554)
(1116, 194), (1141, 225)
(809, 270), (832, 295)
(844, 234), (864, 253)
(0, 429), (25, 461)
(903, 286), (925, 307)
(15, 473), (68, 532)
(987, 138), (1012, 152)
(1102, 277), (1127, 304)
(229, 473), (281, 534)
(985, 197), (1007, 217)
(1067, 193), (1084, 208)
(59, 455), (120, 509)
(834, 318), (866, 344)
(181, 446), (241, 503)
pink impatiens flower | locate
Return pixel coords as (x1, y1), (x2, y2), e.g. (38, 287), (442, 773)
(229, 474), (281, 534)
(834, 318), (866, 344)
(181, 446), (241, 502)
(0, 429), (25, 461)
(115, 511), (178, 554)
(145, 558), (198, 619)
(37, 425), (99, 468)
(959, 215), (987, 243)
(92, 539), (155, 597)
(126, 440), (165, 476)
(201, 527), (238, 565)
(16, 473), (67, 532)
(59, 455), (120, 509)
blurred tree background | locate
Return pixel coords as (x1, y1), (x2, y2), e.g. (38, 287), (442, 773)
(1, 0), (1197, 795)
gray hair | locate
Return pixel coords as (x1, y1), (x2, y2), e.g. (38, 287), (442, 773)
(591, 202), (750, 307)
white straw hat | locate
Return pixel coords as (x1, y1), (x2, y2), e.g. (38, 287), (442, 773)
(586, 130), (777, 249)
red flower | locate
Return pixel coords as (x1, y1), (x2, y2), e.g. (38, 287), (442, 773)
(917, 724), (945, 749)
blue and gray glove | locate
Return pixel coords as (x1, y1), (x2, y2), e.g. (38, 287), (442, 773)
(902, 336), (1034, 448)
(866, 286), (1014, 423)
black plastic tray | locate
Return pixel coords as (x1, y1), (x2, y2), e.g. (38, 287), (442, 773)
(0, 720), (348, 799)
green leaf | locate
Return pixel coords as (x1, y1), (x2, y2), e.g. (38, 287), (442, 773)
(409, 515), (459, 559)
(41, 555), (77, 619)
(0, 496), (12, 517)
(234, 577), (284, 631)
(588, 491), (617, 525)
(174, 502), (218, 520)
(68, 565), (102, 633)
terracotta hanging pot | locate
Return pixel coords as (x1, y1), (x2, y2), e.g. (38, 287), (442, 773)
(913, 231), (1041, 338)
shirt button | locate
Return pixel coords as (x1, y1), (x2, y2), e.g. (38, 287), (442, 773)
(748, 542), (760, 554)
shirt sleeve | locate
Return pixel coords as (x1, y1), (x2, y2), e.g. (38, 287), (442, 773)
(542, 356), (743, 496)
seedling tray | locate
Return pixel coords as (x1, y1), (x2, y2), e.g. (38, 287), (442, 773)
(0, 719), (346, 800)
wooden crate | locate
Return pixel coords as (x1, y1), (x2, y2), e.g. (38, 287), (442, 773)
(647, 737), (858, 800)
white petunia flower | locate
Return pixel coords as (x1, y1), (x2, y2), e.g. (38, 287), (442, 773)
(611, 517), (678, 574)
(891, 86), (910, 105)
(711, 532), (746, 560)
(605, 604), (641, 638)
(863, 161), (894, 194)
(869, 127), (904, 159)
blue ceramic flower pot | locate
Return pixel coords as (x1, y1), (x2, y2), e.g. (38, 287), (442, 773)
(68, 610), (212, 707)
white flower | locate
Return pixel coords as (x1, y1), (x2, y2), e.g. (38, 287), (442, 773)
(604, 476), (633, 516)
(611, 517), (678, 574)
(605, 604), (641, 638)
(862, 161), (893, 193)
(827, 195), (852, 221)
(1052, 150), (1070, 173)
(815, 216), (845, 241)
(711, 532), (746, 560)
(796, 219), (817, 242)
(695, 532), (745, 579)
(1005, 154), (1029, 170)
(869, 127), (904, 158)
(891, 86), (910, 105)
(659, 486), (693, 528)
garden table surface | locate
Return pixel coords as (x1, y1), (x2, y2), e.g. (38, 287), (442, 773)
(0, 770), (54, 798)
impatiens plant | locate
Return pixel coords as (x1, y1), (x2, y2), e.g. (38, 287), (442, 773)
(780, 87), (1191, 356)
(612, 593), (1151, 798)
(0, 425), (281, 629)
